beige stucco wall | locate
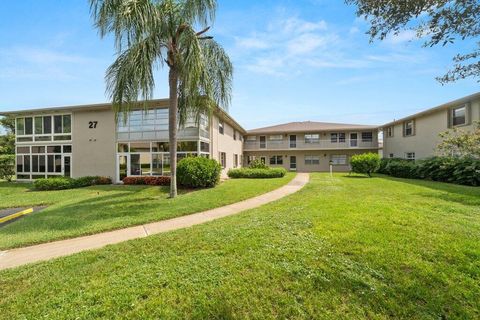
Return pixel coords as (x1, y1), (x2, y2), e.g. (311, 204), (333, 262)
(243, 149), (378, 172)
(383, 99), (480, 159)
(210, 114), (243, 175)
(72, 109), (116, 179)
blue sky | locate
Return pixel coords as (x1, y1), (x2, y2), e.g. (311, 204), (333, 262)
(0, 0), (478, 130)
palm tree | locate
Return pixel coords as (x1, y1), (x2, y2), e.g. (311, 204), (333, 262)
(89, 0), (233, 197)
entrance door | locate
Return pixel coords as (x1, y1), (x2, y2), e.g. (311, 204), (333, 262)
(289, 135), (297, 148)
(350, 133), (358, 147)
(290, 156), (297, 171)
(117, 155), (129, 182)
(63, 156), (71, 178)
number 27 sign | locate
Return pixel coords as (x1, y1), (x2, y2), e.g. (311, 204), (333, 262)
(88, 121), (98, 129)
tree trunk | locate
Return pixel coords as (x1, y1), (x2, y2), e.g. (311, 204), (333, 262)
(168, 66), (178, 198)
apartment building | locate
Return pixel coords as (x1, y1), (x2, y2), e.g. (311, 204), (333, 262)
(382, 92), (480, 160)
(0, 99), (245, 182)
(243, 121), (380, 172)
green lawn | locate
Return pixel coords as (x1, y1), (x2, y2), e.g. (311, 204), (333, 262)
(0, 173), (294, 249)
(1, 173), (479, 319)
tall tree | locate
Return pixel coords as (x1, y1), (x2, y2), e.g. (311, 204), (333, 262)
(90, 0), (233, 197)
(346, 0), (480, 83)
(0, 116), (15, 155)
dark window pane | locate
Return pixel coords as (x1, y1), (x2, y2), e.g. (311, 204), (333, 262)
(55, 155), (62, 173)
(25, 117), (33, 135)
(43, 116), (52, 134)
(47, 146), (62, 153)
(177, 141), (197, 152)
(35, 117), (43, 134)
(16, 118), (25, 135)
(47, 155), (54, 172)
(39, 155), (46, 173)
(63, 145), (72, 153)
(32, 155), (39, 172)
(31, 146), (45, 153)
(17, 146), (30, 154)
(24, 155), (30, 172)
(63, 115), (71, 133)
(16, 156), (23, 172)
(54, 115), (62, 133)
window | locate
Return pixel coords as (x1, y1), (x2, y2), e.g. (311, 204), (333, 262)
(247, 156), (255, 164)
(451, 105), (466, 126)
(25, 117), (33, 135)
(234, 154), (238, 167)
(330, 133), (338, 143)
(362, 132), (373, 142)
(16, 118), (25, 135)
(331, 155), (347, 165)
(269, 155), (283, 165)
(233, 130), (237, 140)
(269, 135), (283, 141)
(219, 121), (224, 134)
(403, 120), (414, 136)
(339, 133), (346, 143)
(389, 153), (394, 158)
(219, 152), (226, 168)
(405, 152), (415, 161)
(304, 134), (320, 144)
(200, 142), (210, 153)
(305, 155), (320, 165)
(387, 126), (394, 137)
(246, 136), (256, 141)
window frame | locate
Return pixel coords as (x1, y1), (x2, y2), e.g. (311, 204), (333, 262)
(405, 152), (415, 161)
(451, 105), (467, 127)
(304, 134), (320, 144)
(403, 120), (415, 137)
(269, 155), (283, 165)
(331, 154), (347, 165)
(219, 120), (225, 135)
(304, 155), (320, 165)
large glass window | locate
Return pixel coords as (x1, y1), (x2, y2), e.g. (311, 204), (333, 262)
(331, 155), (347, 165)
(269, 155), (283, 165)
(305, 155), (320, 165)
(403, 120), (414, 136)
(361, 132), (373, 142)
(16, 118), (25, 135)
(305, 134), (320, 144)
(25, 117), (33, 135)
(452, 106), (466, 126)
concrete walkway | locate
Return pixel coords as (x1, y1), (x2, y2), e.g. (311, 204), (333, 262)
(0, 173), (309, 270)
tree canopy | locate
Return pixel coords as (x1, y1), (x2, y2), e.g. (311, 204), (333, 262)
(347, 0), (480, 83)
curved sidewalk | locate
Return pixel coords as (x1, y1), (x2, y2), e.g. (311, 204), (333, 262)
(0, 173), (309, 271)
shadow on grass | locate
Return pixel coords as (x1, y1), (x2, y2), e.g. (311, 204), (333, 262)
(376, 175), (480, 207)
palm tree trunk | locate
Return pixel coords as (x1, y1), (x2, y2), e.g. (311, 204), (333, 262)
(168, 66), (178, 198)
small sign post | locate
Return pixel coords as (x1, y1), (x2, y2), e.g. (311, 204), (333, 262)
(329, 160), (333, 177)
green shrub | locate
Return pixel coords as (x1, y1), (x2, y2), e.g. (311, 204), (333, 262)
(418, 156), (480, 186)
(34, 177), (75, 191)
(34, 176), (112, 191)
(177, 157), (222, 188)
(350, 153), (381, 177)
(227, 167), (287, 179)
(248, 159), (269, 169)
(384, 159), (418, 178)
(0, 154), (15, 182)
(122, 176), (171, 186)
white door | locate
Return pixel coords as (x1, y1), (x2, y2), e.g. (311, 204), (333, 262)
(350, 133), (358, 147)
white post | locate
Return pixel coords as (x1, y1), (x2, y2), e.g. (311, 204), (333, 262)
(330, 164), (333, 177)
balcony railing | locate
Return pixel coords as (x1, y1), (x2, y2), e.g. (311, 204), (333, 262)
(244, 139), (378, 150)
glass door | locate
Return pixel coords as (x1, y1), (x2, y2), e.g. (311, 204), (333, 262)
(289, 135), (297, 148)
(117, 155), (129, 182)
(350, 133), (358, 147)
(63, 156), (71, 177)
(290, 156), (297, 171)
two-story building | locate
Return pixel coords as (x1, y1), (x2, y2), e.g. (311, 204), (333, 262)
(382, 92), (480, 160)
(243, 121), (380, 172)
(1, 99), (245, 182)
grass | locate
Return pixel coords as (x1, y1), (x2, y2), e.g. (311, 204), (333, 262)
(0, 173), (294, 249)
(1, 173), (479, 319)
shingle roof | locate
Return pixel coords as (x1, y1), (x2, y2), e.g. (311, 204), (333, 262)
(247, 121), (378, 134)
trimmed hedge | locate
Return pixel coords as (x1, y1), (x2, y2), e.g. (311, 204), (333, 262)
(122, 176), (171, 186)
(0, 154), (15, 182)
(377, 156), (480, 186)
(227, 167), (287, 179)
(350, 153), (380, 177)
(249, 159), (269, 169)
(34, 176), (112, 191)
(177, 157), (221, 188)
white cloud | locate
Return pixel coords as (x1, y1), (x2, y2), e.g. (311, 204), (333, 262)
(385, 30), (418, 44)
(281, 17), (327, 33)
(235, 36), (270, 50)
